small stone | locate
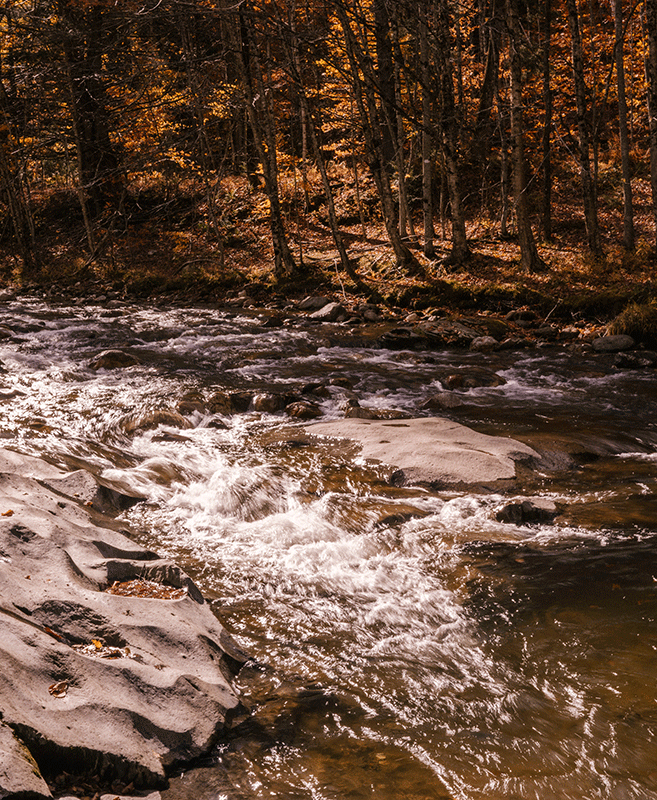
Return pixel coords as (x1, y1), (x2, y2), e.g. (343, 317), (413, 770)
(123, 409), (193, 433)
(329, 377), (354, 389)
(176, 399), (206, 415)
(505, 309), (538, 322)
(301, 382), (330, 398)
(498, 337), (531, 350)
(260, 315), (284, 328)
(535, 325), (559, 340)
(470, 335), (498, 352)
(361, 305), (383, 322)
(422, 392), (464, 410)
(253, 393), (285, 413)
(614, 351), (657, 368)
(207, 390), (252, 414)
(285, 401), (323, 420)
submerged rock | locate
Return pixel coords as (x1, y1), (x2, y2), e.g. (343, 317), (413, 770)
(495, 497), (559, 525)
(0, 449), (246, 796)
(207, 390), (253, 414)
(89, 350), (141, 370)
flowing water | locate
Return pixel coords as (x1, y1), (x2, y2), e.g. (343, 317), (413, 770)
(1, 298), (657, 800)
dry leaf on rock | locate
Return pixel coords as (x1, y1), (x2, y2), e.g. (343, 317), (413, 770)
(48, 681), (68, 697)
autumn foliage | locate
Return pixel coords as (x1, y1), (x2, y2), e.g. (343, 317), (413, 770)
(1, 0), (656, 298)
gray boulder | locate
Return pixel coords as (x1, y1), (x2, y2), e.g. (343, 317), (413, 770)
(592, 334), (635, 352)
(309, 302), (347, 322)
(470, 335), (498, 352)
(298, 295), (330, 311)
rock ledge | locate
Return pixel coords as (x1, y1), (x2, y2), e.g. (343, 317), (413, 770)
(0, 449), (246, 798)
(305, 417), (540, 488)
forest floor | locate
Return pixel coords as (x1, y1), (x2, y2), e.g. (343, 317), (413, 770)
(1, 172), (656, 327)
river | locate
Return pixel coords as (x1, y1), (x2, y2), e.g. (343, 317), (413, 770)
(1, 297), (656, 800)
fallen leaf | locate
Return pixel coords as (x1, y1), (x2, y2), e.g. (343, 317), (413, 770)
(92, 639), (103, 649)
(48, 681), (68, 698)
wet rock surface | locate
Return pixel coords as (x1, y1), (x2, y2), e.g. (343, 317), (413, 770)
(495, 497), (560, 525)
(0, 449), (246, 798)
(305, 417), (541, 489)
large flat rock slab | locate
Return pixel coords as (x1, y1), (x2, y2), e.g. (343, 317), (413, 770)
(306, 417), (540, 487)
(0, 449), (246, 797)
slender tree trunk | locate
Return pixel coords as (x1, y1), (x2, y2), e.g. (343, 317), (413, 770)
(236, 8), (295, 279)
(61, 4), (121, 221)
(614, 0), (635, 249)
(0, 86), (37, 273)
(497, 84), (511, 238)
(419, 3), (435, 258)
(64, 60), (96, 255)
(436, 0), (470, 264)
(645, 0), (657, 245)
(372, 0), (397, 168)
(565, 0), (604, 256)
(540, 0), (553, 240)
(508, 0), (546, 271)
(475, 30), (500, 165)
(394, 57), (415, 240)
(180, 9), (222, 241)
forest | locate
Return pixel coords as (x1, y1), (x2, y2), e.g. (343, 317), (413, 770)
(1, 0), (657, 312)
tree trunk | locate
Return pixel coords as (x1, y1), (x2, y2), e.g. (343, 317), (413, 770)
(0, 85), (37, 274)
(614, 0), (635, 249)
(540, 0), (553, 240)
(419, 3), (435, 258)
(236, 8), (295, 279)
(497, 84), (511, 238)
(372, 0), (397, 169)
(645, 0), (657, 246)
(61, 4), (121, 221)
(565, 0), (604, 256)
(508, 0), (546, 271)
(435, 0), (470, 264)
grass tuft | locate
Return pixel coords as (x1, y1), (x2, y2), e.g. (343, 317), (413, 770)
(608, 301), (657, 346)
